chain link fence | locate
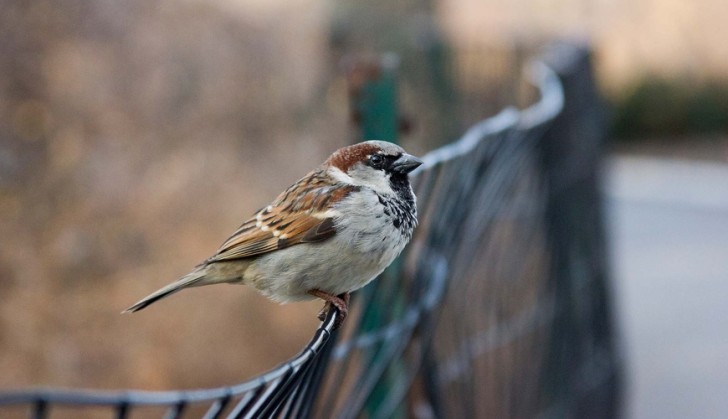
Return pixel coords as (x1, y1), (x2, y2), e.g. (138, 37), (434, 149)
(0, 43), (620, 419)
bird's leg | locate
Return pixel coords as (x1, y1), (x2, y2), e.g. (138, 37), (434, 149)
(341, 292), (350, 307)
(308, 289), (349, 329)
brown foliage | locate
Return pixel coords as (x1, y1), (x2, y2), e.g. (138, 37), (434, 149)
(0, 0), (347, 391)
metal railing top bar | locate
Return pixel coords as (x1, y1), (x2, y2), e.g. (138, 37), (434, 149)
(519, 62), (565, 129)
(416, 107), (519, 172)
(415, 58), (563, 173)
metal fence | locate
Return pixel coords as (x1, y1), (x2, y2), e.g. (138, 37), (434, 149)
(0, 43), (620, 419)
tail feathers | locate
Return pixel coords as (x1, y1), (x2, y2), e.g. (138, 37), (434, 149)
(123, 271), (207, 313)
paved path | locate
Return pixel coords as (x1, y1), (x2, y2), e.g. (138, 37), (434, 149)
(606, 156), (728, 419)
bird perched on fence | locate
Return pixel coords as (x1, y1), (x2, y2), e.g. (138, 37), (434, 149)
(124, 141), (422, 329)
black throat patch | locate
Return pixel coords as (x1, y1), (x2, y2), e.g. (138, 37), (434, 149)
(380, 175), (417, 237)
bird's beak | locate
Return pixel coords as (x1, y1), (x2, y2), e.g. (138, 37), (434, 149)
(391, 153), (423, 174)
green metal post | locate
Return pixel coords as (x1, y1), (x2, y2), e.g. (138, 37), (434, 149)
(347, 53), (400, 144)
(346, 53), (406, 417)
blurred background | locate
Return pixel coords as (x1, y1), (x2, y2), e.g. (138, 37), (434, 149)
(0, 0), (726, 418)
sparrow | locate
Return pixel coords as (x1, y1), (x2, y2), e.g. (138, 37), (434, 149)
(124, 141), (422, 328)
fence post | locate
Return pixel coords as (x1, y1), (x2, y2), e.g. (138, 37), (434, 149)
(537, 43), (622, 418)
(345, 53), (400, 143)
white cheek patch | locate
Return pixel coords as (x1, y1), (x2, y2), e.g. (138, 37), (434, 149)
(347, 165), (393, 194)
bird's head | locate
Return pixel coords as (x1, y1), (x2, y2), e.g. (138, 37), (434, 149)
(325, 141), (422, 195)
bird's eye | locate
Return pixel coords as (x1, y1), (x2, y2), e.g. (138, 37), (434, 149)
(369, 154), (384, 168)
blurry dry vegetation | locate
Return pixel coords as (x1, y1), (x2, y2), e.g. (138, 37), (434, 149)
(1, 0), (726, 395)
(0, 0), (347, 390)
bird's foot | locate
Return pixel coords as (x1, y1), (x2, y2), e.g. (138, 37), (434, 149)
(308, 290), (350, 329)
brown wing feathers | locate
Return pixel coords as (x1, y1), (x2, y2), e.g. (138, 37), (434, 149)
(208, 171), (357, 263)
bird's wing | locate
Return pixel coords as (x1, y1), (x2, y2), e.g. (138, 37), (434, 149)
(206, 172), (358, 263)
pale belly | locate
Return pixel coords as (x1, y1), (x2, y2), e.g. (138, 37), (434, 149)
(244, 220), (408, 303)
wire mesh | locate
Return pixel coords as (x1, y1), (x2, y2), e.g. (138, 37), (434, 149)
(0, 44), (620, 419)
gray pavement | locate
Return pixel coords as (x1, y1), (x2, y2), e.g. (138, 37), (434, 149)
(606, 156), (728, 419)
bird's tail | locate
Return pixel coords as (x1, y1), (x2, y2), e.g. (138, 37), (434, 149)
(122, 269), (208, 313)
